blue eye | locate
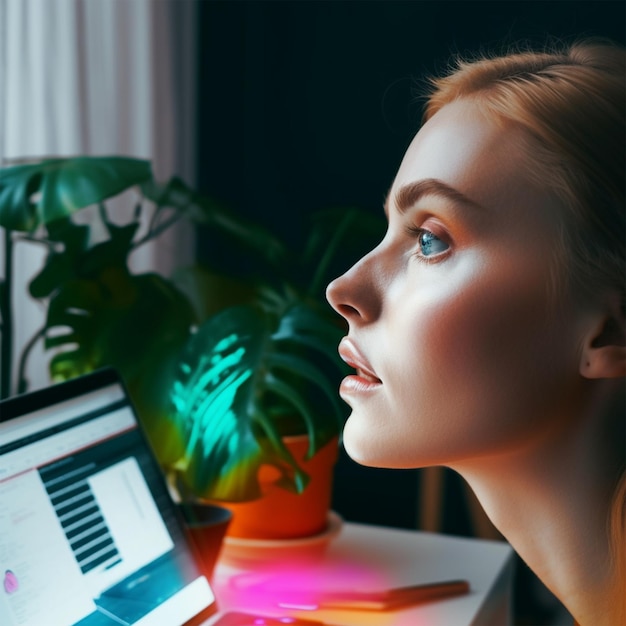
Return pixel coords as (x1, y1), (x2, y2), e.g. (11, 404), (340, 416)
(419, 230), (449, 257)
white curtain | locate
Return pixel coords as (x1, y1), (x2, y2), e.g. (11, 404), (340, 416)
(0, 0), (197, 393)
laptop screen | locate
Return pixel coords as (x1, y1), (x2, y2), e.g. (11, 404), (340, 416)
(0, 368), (217, 626)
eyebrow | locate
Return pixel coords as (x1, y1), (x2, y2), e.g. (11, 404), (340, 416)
(384, 178), (485, 217)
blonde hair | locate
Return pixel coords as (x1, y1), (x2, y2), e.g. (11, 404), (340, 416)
(425, 41), (625, 311)
(424, 41), (626, 622)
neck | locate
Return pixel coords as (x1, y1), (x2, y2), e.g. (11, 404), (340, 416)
(452, 381), (625, 626)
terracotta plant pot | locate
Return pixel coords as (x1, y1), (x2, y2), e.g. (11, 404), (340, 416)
(222, 435), (339, 540)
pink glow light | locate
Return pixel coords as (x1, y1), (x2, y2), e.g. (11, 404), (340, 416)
(223, 560), (389, 612)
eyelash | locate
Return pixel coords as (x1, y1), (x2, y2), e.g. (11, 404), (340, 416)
(404, 225), (451, 261)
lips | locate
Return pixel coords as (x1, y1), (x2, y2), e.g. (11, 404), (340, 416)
(338, 338), (382, 393)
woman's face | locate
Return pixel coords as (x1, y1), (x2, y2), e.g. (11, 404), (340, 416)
(326, 98), (590, 470)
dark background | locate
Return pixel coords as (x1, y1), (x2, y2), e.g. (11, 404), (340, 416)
(195, 0), (625, 530)
(194, 2), (625, 623)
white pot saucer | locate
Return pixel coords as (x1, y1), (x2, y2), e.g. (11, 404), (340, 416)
(220, 511), (343, 569)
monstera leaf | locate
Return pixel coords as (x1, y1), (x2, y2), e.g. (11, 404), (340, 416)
(43, 267), (196, 466)
(46, 270), (194, 384)
(0, 156), (151, 231)
(169, 302), (346, 501)
(0, 153), (359, 502)
(29, 217), (138, 299)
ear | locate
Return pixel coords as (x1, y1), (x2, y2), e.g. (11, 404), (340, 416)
(580, 294), (626, 379)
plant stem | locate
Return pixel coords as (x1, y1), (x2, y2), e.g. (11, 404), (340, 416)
(0, 228), (14, 399)
(308, 209), (359, 298)
(14, 234), (56, 247)
(134, 209), (185, 250)
(16, 325), (46, 394)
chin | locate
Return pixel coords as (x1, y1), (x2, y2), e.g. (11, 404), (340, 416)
(342, 419), (454, 470)
(342, 422), (400, 469)
(342, 420), (381, 467)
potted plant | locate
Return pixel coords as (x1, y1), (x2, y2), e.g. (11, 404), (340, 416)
(0, 156), (384, 541)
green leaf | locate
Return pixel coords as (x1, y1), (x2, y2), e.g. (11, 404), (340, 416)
(29, 217), (140, 300)
(141, 175), (193, 208)
(46, 216), (91, 254)
(80, 222), (139, 276)
(166, 297), (348, 501)
(273, 303), (347, 364)
(43, 269), (196, 466)
(29, 252), (73, 300)
(303, 207), (386, 296)
(45, 271), (194, 394)
(0, 156), (152, 232)
(168, 305), (312, 501)
(29, 218), (92, 299)
(266, 351), (344, 440)
(263, 374), (319, 457)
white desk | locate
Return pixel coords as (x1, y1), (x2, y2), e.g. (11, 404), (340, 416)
(213, 521), (515, 626)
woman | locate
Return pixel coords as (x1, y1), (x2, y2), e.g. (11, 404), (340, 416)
(326, 41), (625, 626)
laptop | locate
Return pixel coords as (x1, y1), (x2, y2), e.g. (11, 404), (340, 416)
(0, 368), (328, 626)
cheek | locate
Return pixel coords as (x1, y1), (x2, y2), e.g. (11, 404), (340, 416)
(372, 257), (579, 466)
(426, 266), (574, 394)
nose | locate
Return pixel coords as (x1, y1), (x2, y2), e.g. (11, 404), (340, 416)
(326, 253), (381, 324)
